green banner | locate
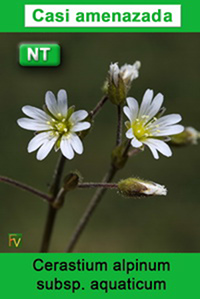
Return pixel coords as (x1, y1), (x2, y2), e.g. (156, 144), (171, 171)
(0, 1), (200, 298)
(1, 253), (199, 298)
(0, 0), (200, 32)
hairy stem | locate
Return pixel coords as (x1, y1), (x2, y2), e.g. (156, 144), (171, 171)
(65, 165), (117, 253)
(65, 121), (132, 252)
(0, 176), (52, 202)
(116, 105), (123, 146)
(40, 95), (109, 252)
(89, 95), (108, 118)
(50, 154), (67, 196)
(123, 140), (131, 157)
(40, 205), (58, 252)
(40, 154), (66, 253)
(78, 182), (118, 189)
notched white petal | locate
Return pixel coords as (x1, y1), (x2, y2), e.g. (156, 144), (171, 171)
(45, 91), (58, 117)
(70, 133), (83, 154)
(17, 118), (50, 131)
(144, 139), (172, 158)
(131, 138), (143, 148)
(27, 132), (50, 153)
(126, 97), (139, 121)
(155, 114), (182, 126)
(60, 137), (75, 160)
(155, 125), (184, 136)
(57, 89), (68, 117)
(125, 128), (134, 139)
(147, 93), (164, 119)
(142, 140), (159, 159)
(22, 105), (50, 121)
(123, 106), (133, 122)
(72, 121), (91, 132)
(70, 110), (88, 123)
(110, 62), (119, 86)
(139, 89), (154, 117)
(36, 136), (57, 161)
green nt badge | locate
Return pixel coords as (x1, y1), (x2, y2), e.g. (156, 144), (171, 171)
(19, 44), (60, 66)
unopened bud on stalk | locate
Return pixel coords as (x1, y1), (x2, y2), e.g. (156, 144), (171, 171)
(170, 126), (200, 146)
(52, 173), (80, 209)
(118, 178), (167, 197)
(105, 61), (141, 105)
(63, 173), (80, 191)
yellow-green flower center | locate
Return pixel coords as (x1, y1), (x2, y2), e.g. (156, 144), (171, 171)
(131, 118), (152, 140)
(47, 118), (72, 136)
(55, 122), (68, 133)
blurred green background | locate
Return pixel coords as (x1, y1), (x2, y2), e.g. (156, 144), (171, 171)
(0, 33), (199, 252)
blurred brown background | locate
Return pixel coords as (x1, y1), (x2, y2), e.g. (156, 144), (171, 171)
(0, 33), (199, 252)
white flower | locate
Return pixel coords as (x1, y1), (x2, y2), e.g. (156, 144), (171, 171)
(139, 181), (167, 196)
(109, 61), (141, 87)
(118, 177), (167, 197)
(17, 89), (91, 161)
(184, 127), (200, 145)
(170, 126), (200, 146)
(123, 89), (184, 159)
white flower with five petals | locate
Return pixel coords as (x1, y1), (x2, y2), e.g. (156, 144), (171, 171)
(123, 89), (184, 159)
(17, 89), (91, 161)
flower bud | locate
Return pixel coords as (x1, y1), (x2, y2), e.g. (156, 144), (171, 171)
(105, 61), (141, 105)
(63, 173), (80, 191)
(170, 126), (200, 146)
(120, 61), (141, 86)
(118, 178), (167, 197)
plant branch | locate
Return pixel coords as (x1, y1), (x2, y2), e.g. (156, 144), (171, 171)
(65, 164), (117, 253)
(40, 95), (109, 253)
(0, 176), (52, 202)
(78, 182), (118, 189)
(116, 105), (123, 146)
(40, 154), (66, 253)
(50, 154), (66, 196)
(65, 103), (131, 253)
(89, 95), (108, 118)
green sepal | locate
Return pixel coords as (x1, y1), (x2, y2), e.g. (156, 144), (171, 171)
(118, 178), (148, 198)
(66, 105), (75, 121)
(54, 138), (61, 151)
(102, 79), (109, 94)
(125, 121), (131, 129)
(108, 75), (126, 105)
(169, 127), (200, 146)
(43, 104), (55, 119)
(155, 107), (166, 119)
